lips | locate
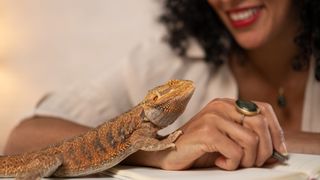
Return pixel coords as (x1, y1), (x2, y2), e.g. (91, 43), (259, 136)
(227, 5), (263, 29)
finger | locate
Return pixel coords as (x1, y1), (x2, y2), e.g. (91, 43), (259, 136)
(243, 114), (273, 166)
(214, 116), (259, 168)
(255, 102), (288, 156)
(217, 99), (286, 165)
(199, 132), (243, 170)
(205, 99), (260, 167)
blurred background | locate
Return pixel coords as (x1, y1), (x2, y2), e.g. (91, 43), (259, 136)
(0, 0), (162, 153)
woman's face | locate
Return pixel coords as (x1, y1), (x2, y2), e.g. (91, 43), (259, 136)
(207, 0), (297, 50)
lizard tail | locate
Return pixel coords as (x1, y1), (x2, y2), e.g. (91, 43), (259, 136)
(0, 150), (63, 178)
(0, 153), (37, 177)
(0, 154), (24, 177)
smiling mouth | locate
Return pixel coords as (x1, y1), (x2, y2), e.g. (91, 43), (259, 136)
(227, 5), (263, 29)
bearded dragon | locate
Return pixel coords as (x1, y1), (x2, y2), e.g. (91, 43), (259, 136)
(0, 79), (195, 179)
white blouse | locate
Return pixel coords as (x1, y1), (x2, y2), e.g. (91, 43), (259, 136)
(33, 37), (320, 133)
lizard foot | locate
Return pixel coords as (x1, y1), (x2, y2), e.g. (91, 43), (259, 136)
(138, 130), (182, 151)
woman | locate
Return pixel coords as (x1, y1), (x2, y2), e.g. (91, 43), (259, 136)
(4, 0), (320, 171)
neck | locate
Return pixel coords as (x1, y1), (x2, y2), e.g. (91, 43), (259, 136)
(244, 20), (300, 87)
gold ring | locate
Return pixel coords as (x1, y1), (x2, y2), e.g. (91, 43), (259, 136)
(235, 99), (260, 116)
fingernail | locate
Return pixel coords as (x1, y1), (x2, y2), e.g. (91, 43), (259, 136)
(278, 142), (288, 157)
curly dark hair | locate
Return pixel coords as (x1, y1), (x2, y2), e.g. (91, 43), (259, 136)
(159, 0), (320, 81)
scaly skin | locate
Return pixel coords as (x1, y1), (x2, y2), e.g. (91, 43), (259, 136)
(0, 79), (195, 179)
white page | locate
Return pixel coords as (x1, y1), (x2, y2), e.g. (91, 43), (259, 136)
(107, 153), (320, 180)
(268, 153), (320, 179)
(108, 166), (309, 180)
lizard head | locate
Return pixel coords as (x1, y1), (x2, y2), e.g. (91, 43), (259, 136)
(141, 79), (195, 128)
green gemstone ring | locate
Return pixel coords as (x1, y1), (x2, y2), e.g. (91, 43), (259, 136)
(235, 99), (260, 116)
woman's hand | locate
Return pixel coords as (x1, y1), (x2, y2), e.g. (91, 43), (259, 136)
(125, 98), (287, 170)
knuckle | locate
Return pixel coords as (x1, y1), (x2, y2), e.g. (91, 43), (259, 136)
(276, 127), (285, 143)
(227, 164), (238, 171)
(232, 147), (243, 162)
(199, 123), (214, 135)
(221, 146), (243, 171)
(264, 103), (273, 111)
(241, 159), (254, 168)
(208, 99), (225, 109)
(277, 126), (284, 136)
(195, 116), (219, 136)
(279, 128), (285, 140)
(263, 148), (273, 160)
(245, 133), (259, 147)
(200, 113), (217, 125)
(258, 102), (273, 112)
(256, 147), (273, 166)
(252, 116), (268, 130)
(208, 98), (234, 109)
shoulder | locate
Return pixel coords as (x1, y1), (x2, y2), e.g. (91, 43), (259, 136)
(123, 36), (209, 91)
(120, 36), (213, 105)
(124, 36), (184, 81)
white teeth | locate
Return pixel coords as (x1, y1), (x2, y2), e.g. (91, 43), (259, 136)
(229, 8), (258, 21)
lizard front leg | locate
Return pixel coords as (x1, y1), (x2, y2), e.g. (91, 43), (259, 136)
(133, 130), (183, 151)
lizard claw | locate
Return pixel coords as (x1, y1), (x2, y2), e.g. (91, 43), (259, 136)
(169, 143), (177, 150)
(167, 130), (183, 143)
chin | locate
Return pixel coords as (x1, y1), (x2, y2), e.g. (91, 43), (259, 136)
(231, 29), (270, 50)
(238, 42), (262, 50)
(235, 36), (267, 50)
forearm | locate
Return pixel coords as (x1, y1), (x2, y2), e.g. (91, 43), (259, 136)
(285, 131), (320, 154)
(4, 116), (91, 155)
